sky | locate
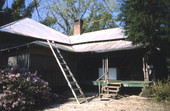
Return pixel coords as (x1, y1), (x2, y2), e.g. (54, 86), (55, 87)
(4, 0), (33, 8)
(3, 0), (121, 26)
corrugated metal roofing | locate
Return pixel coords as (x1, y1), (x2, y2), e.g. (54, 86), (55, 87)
(0, 18), (142, 53)
(70, 28), (126, 44)
(0, 18), (126, 44)
(71, 40), (136, 52)
(0, 40), (142, 53)
(0, 18), (70, 44)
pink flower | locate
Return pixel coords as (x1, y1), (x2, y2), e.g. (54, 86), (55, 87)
(12, 101), (19, 108)
(21, 106), (25, 110)
(21, 101), (26, 104)
(2, 86), (6, 89)
(0, 102), (2, 107)
(3, 104), (7, 109)
(8, 74), (15, 78)
(15, 73), (20, 77)
(12, 92), (16, 95)
(26, 77), (30, 81)
(0, 94), (6, 99)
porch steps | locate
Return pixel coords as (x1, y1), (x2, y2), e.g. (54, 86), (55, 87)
(47, 40), (87, 104)
(103, 89), (119, 93)
(100, 82), (122, 98)
(100, 93), (117, 98)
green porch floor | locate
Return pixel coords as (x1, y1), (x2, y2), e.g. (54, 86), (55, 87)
(93, 80), (152, 87)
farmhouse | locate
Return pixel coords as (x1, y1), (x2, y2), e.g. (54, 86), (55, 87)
(0, 18), (165, 103)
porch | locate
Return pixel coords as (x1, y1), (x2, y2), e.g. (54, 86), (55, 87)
(92, 80), (151, 98)
(93, 80), (151, 87)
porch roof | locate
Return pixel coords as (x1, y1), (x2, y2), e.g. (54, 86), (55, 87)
(0, 40), (142, 53)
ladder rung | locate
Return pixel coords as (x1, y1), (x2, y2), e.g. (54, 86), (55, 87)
(57, 49), (60, 52)
(70, 82), (77, 85)
(77, 94), (84, 98)
(56, 50), (60, 53)
(66, 75), (73, 77)
(58, 54), (62, 57)
(73, 88), (80, 91)
(63, 69), (70, 71)
(58, 57), (64, 59)
(61, 63), (66, 65)
(56, 55), (62, 58)
(79, 99), (87, 104)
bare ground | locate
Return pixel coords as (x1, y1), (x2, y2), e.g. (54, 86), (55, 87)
(43, 93), (170, 111)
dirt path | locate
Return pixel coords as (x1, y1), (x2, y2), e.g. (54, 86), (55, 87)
(43, 95), (170, 111)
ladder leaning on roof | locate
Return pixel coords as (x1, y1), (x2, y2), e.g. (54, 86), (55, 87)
(47, 40), (87, 104)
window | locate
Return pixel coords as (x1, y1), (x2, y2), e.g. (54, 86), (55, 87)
(8, 54), (29, 70)
(99, 68), (117, 80)
(8, 56), (17, 67)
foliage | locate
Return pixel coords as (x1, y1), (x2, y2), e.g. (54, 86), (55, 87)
(38, 0), (118, 35)
(118, 0), (170, 54)
(0, 68), (55, 111)
(118, 0), (170, 79)
(167, 58), (170, 74)
(0, 0), (38, 26)
(141, 80), (170, 101)
(41, 16), (57, 27)
(0, 0), (5, 9)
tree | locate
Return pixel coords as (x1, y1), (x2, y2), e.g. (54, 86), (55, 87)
(0, 0), (38, 26)
(0, 0), (8, 26)
(118, 0), (170, 79)
(0, 0), (5, 10)
(118, 0), (170, 53)
(39, 0), (118, 35)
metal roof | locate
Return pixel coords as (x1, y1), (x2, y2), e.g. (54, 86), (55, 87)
(71, 40), (137, 53)
(0, 18), (126, 44)
(69, 28), (126, 44)
(0, 18), (70, 44)
(0, 18), (141, 53)
(0, 40), (142, 53)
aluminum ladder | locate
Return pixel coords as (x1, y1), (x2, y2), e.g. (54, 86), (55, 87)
(47, 40), (87, 104)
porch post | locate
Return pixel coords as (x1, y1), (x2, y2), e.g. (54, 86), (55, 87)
(142, 57), (149, 82)
(106, 55), (109, 83)
(102, 57), (104, 79)
(103, 55), (109, 83)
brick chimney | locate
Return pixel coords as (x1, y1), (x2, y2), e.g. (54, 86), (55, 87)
(73, 19), (83, 35)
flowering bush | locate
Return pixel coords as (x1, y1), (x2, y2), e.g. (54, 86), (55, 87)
(141, 79), (170, 101)
(0, 69), (54, 111)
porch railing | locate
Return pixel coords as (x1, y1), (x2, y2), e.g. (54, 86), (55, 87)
(96, 72), (108, 81)
(96, 72), (108, 98)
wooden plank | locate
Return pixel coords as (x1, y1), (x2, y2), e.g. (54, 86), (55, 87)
(108, 82), (122, 85)
(143, 57), (149, 82)
(100, 93), (117, 96)
(104, 89), (119, 92)
(104, 86), (120, 89)
(100, 93), (117, 98)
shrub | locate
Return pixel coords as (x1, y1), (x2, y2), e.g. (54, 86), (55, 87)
(141, 80), (170, 101)
(0, 68), (54, 111)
